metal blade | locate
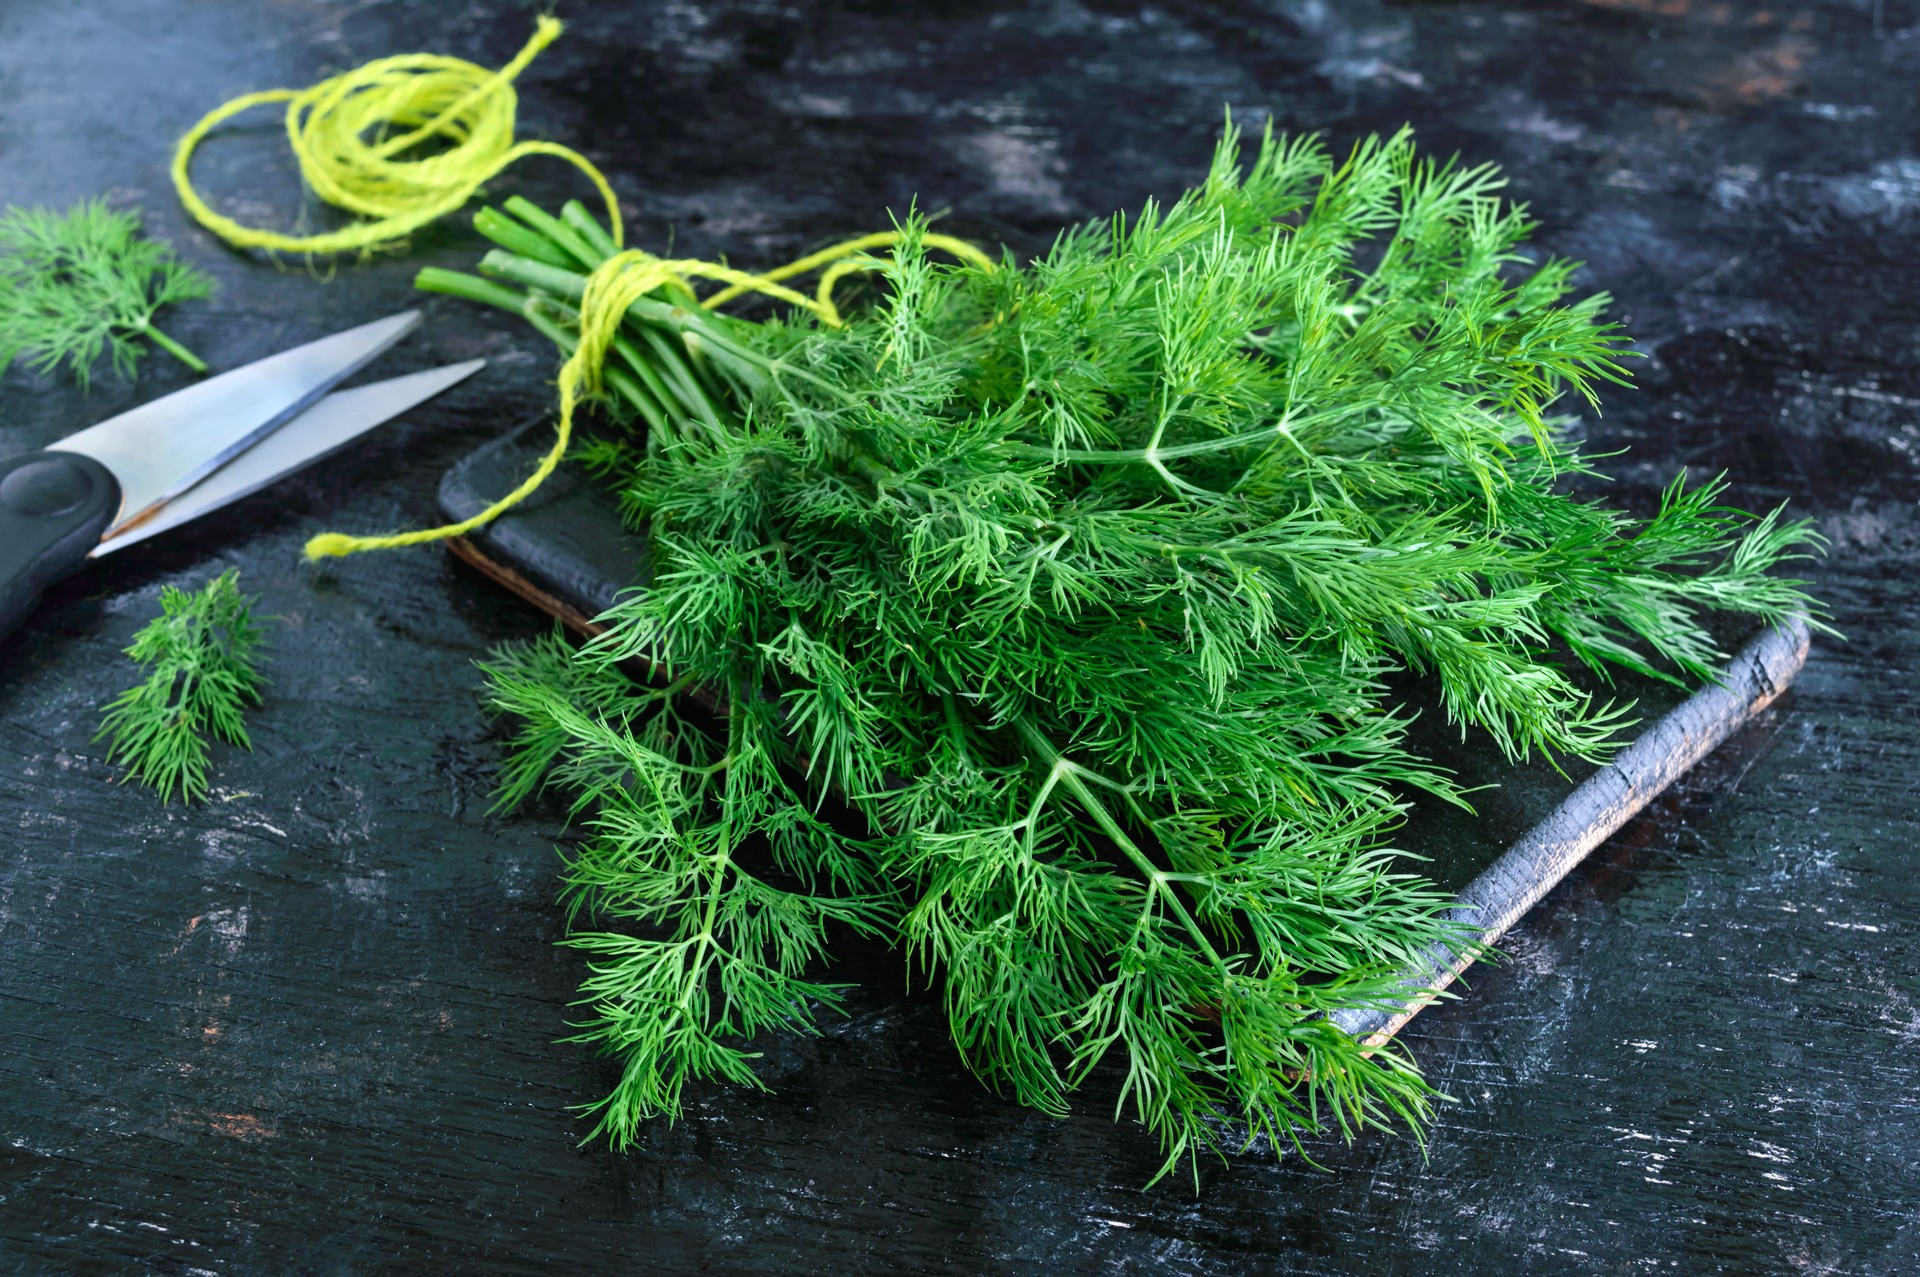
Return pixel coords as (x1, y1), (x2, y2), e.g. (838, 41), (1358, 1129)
(91, 359), (486, 557)
(58, 311), (422, 536)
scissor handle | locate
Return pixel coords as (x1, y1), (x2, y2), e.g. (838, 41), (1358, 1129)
(0, 451), (120, 645)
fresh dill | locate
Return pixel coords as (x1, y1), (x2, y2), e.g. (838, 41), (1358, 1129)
(423, 122), (1823, 1181)
(97, 570), (267, 805)
(0, 198), (213, 390)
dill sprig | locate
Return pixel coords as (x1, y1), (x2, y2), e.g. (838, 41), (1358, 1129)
(0, 198), (213, 390)
(97, 570), (266, 804)
(425, 122), (1824, 1181)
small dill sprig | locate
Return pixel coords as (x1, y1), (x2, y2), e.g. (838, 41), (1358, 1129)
(0, 198), (214, 390)
(96, 570), (267, 804)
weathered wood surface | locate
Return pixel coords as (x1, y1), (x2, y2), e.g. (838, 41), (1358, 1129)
(2, 1), (1917, 1273)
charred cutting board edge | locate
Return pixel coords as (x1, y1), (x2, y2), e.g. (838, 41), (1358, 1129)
(440, 423), (1811, 1049)
(444, 535), (608, 638)
(1332, 614), (1809, 1047)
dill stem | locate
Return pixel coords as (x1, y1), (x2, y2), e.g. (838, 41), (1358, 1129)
(415, 266), (526, 314)
(473, 207), (576, 269)
(632, 324), (729, 435)
(414, 268), (672, 433)
(609, 327), (701, 439)
(999, 403), (1371, 465)
(1011, 717), (1230, 976)
(502, 195), (603, 272)
(478, 250), (853, 405)
(521, 306), (668, 434)
(477, 253), (731, 427)
(138, 322), (208, 374)
(560, 200), (621, 260)
(529, 293), (728, 440)
(679, 710), (749, 1018)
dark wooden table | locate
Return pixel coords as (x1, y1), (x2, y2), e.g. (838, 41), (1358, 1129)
(2, 2), (1916, 1272)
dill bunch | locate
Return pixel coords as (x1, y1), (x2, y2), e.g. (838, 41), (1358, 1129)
(425, 122), (1821, 1180)
(0, 198), (213, 390)
(97, 570), (267, 804)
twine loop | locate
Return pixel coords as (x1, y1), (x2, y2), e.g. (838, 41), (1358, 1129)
(172, 17), (621, 257)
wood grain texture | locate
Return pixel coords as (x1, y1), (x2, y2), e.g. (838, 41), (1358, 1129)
(1, 1), (1916, 1273)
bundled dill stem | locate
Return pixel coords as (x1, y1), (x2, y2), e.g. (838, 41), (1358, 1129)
(0, 199), (213, 389)
(428, 122), (1820, 1180)
(97, 570), (267, 804)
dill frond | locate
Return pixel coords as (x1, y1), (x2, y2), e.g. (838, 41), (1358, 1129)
(96, 570), (267, 804)
(0, 198), (213, 390)
(441, 120), (1825, 1180)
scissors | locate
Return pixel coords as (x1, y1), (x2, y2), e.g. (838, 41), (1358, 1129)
(0, 311), (482, 642)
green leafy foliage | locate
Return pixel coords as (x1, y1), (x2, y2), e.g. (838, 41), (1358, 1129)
(0, 198), (213, 389)
(422, 122), (1823, 1181)
(97, 570), (267, 804)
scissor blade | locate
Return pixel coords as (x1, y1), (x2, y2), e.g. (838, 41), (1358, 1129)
(58, 311), (422, 536)
(91, 359), (486, 558)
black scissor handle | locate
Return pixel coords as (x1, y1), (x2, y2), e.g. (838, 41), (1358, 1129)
(0, 451), (121, 645)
